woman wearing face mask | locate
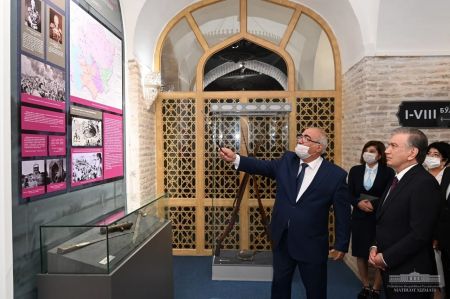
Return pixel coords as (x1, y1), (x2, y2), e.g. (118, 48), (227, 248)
(425, 142), (450, 184)
(348, 141), (395, 299)
(426, 142), (450, 299)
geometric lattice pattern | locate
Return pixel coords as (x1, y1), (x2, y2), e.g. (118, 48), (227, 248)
(204, 98), (240, 199)
(162, 99), (196, 198)
(296, 97), (336, 247)
(248, 206), (272, 251)
(204, 206), (240, 250)
(166, 206), (196, 249)
(296, 97), (335, 162)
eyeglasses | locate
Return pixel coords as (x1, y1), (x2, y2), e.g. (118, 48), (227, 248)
(297, 134), (321, 145)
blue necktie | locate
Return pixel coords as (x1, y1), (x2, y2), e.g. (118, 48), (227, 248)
(296, 163), (309, 195)
(364, 168), (374, 190)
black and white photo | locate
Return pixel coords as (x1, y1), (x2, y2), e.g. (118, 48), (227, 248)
(72, 151), (103, 183)
(24, 0), (41, 32)
(21, 54), (65, 103)
(46, 158), (66, 184)
(71, 117), (102, 147)
(21, 160), (45, 189)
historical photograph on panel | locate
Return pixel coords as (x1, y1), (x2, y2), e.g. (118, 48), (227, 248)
(71, 151), (103, 185)
(21, 0), (44, 58)
(46, 158), (67, 193)
(21, 159), (46, 198)
(71, 117), (102, 147)
(47, 158), (66, 184)
(21, 54), (66, 110)
(46, 7), (65, 67)
(24, 0), (42, 32)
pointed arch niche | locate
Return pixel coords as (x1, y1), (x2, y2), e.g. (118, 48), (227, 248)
(154, 0), (342, 255)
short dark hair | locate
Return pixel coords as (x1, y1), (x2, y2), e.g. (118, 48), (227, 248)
(359, 140), (387, 165)
(427, 141), (450, 166)
(392, 127), (428, 164)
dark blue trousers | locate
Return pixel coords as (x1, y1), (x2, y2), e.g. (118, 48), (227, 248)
(271, 230), (327, 299)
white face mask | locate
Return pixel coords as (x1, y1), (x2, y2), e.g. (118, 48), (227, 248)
(363, 152), (377, 164)
(295, 144), (311, 160)
(424, 156), (441, 169)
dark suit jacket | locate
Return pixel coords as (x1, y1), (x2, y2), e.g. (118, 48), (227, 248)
(238, 151), (351, 264)
(376, 164), (440, 274)
(437, 167), (450, 249)
(348, 164), (395, 217)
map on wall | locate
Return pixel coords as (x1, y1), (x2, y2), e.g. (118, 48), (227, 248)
(69, 1), (122, 114)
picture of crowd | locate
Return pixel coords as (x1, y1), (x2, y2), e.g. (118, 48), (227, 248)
(46, 158), (66, 184)
(72, 152), (103, 183)
(21, 160), (45, 189)
(21, 54), (65, 102)
(72, 117), (102, 147)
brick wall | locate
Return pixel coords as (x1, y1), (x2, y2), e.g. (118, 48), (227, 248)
(343, 56), (450, 171)
(126, 60), (156, 211)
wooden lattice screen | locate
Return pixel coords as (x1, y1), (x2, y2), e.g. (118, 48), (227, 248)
(157, 96), (336, 255)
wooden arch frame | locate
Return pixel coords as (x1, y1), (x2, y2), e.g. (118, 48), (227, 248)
(154, 0), (343, 255)
(154, 0), (342, 159)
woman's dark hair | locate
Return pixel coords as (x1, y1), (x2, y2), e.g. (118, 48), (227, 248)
(427, 141), (450, 166)
(359, 140), (387, 165)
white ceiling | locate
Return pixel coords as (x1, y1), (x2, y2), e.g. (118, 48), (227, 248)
(120, 0), (450, 73)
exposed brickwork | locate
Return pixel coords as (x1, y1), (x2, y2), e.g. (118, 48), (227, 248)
(343, 56), (450, 172)
(126, 60), (156, 210)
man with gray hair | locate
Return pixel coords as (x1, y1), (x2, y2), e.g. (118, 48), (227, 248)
(219, 127), (351, 299)
(369, 127), (440, 299)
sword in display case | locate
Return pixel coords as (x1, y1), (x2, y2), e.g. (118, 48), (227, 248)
(56, 231), (133, 255)
(99, 221), (133, 234)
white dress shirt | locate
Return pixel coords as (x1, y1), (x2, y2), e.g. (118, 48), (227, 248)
(296, 156), (323, 202)
(363, 163), (379, 191)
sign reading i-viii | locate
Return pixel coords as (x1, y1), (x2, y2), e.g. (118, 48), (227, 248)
(397, 101), (450, 128)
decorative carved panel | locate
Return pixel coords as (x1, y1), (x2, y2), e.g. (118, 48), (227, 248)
(249, 206), (273, 250)
(166, 206), (196, 249)
(162, 99), (196, 198)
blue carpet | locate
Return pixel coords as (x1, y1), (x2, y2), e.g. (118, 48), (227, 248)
(173, 256), (364, 299)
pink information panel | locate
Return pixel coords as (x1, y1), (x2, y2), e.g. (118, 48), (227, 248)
(71, 148), (103, 187)
(49, 135), (66, 156)
(21, 134), (47, 157)
(103, 113), (123, 179)
(21, 106), (65, 133)
(21, 93), (66, 111)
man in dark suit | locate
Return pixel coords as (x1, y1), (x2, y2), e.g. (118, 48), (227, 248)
(437, 167), (450, 298)
(369, 128), (441, 298)
(219, 127), (351, 299)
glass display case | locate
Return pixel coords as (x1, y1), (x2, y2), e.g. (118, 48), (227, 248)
(40, 194), (169, 274)
(209, 101), (290, 280)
